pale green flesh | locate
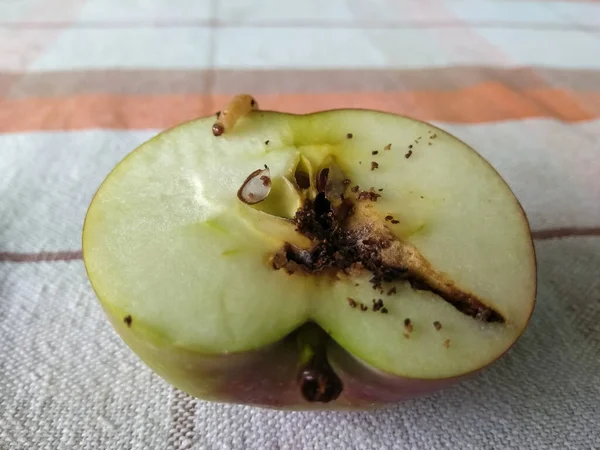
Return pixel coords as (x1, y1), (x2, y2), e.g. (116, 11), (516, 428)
(83, 110), (536, 379)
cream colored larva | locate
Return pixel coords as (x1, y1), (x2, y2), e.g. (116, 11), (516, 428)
(212, 94), (259, 136)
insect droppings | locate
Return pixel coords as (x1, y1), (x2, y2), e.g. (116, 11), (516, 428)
(405, 150), (413, 159)
(433, 321), (442, 331)
(371, 161), (379, 171)
(347, 133), (353, 139)
(372, 299), (384, 312)
(124, 315), (132, 327)
(384, 143), (392, 151)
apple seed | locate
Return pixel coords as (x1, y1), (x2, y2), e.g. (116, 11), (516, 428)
(237, 166), (272, 205)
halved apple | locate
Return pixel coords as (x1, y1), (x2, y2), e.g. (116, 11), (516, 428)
(83, 96), (536, 410)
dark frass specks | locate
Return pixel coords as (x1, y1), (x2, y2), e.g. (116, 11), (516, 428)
(372, 299), (385, 312)
(433, 321), (442, 331)
(124, 315), (132, 327)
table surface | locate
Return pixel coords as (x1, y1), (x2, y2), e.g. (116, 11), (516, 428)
(1, 1), (600, 449)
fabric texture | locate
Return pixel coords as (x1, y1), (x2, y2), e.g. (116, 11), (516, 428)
(1, 1), (600, 449)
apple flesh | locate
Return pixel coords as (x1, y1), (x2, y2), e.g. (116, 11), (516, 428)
(83, 104), (536, 410)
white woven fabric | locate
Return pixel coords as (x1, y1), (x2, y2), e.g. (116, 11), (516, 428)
(1, 129), (599, 449)
(2, 1), (600, 448)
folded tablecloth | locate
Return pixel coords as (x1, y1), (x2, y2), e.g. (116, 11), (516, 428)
(1, 1), (599, 449)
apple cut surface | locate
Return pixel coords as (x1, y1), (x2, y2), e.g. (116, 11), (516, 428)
(83, 107), (536, 408)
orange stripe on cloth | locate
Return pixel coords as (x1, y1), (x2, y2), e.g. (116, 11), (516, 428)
(1, 84), (598, 132)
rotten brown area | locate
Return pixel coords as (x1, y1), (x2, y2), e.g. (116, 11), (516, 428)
(270, 164), (505, 324)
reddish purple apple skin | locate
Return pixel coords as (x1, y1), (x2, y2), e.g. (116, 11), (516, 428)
(108, 312), (509, 410)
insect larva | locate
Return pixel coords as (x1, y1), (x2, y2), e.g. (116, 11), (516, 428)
(212, 94), (259, 136)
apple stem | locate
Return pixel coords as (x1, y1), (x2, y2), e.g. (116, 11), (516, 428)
(296, 324), (343, 403)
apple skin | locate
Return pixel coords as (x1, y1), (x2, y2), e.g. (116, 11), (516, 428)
(104, 302), (533, 410)
(88, 109), (537, 410)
